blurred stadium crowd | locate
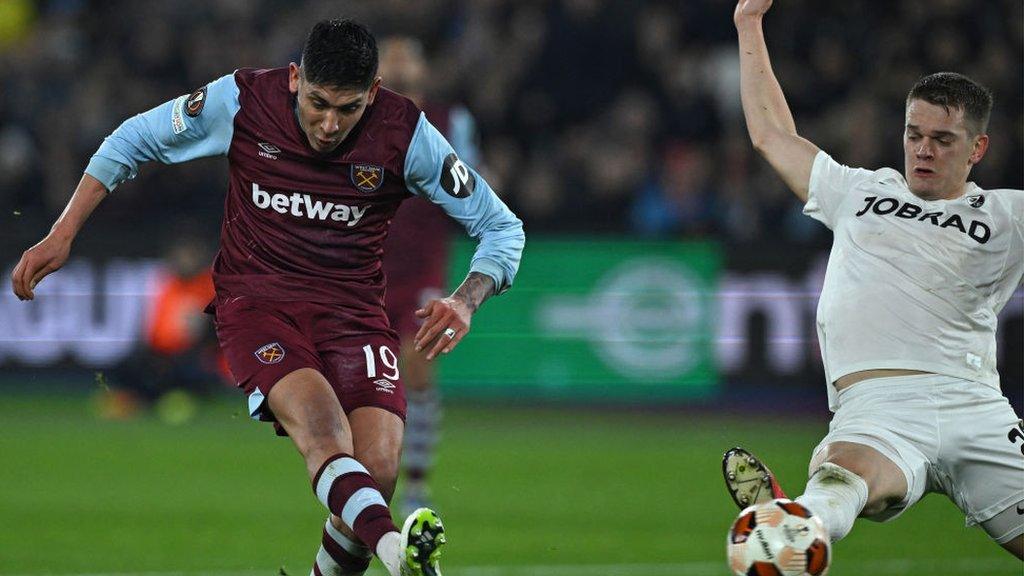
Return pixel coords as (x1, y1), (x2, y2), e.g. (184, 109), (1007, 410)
(0, 0), (1021, 246)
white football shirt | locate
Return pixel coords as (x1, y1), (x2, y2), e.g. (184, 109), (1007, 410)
(805, 151), (1023, 410)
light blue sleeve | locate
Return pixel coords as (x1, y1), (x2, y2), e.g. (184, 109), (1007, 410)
(404, 113), (525, 294)
(84, 73), (241, 191)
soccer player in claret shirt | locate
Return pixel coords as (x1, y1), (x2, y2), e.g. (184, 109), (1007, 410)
(723, 0), (1023, 563)
(378, 35), (478, 517)
(12, 19), (525, 576)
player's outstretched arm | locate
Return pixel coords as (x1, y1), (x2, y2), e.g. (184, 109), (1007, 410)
(11, 174), (108, 300)
(734, 0), (819, 202)
(403, 113), (525, 360)
(12, 75), (239, 301)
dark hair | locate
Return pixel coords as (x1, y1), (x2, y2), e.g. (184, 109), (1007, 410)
(300, 19), (378, 90)
(907, 72), (993, 135)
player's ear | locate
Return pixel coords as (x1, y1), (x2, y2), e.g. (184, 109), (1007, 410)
(970, 133), (989, 165)
(288, 63), (301, 95)
(366, 77), (382, 105)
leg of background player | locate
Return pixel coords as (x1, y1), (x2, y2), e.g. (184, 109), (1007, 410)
(268, 369), (405, 576)
(797, 441), (907, 542)
(400, 339), (441, 515)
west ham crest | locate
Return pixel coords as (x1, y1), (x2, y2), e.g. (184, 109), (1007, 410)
(255, 342), (286, 364)
(351, 164), (384, 193)
(967, 194), (985, 208)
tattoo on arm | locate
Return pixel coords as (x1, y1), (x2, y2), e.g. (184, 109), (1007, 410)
(452, 272), (496, 313)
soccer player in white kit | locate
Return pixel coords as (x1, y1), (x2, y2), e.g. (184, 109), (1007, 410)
(723, 0), (1024, 561)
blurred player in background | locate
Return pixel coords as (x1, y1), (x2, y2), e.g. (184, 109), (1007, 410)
(723, 0), (1023, 563)
(379, 36), (481, 516)
(12, 19), (524, 576)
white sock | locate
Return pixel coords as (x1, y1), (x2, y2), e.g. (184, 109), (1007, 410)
(795, 462), (869, 542)
(375, 531), (402, 576)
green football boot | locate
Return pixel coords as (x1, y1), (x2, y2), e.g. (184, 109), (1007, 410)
(399, 507), (446, 576)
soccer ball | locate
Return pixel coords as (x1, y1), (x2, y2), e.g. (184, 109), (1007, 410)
(726, 499), (830, 576)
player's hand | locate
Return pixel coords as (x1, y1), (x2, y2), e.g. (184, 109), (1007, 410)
(734, 0), (773, 23)
(11, 233), (72, 301)
(413, 297), (472, 361)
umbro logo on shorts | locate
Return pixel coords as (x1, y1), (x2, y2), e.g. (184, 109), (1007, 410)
(255, 342), (286, 364)
(373, 378), (396, 394)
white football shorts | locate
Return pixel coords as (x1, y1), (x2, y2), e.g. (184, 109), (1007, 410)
(811, 373), (1024, 542)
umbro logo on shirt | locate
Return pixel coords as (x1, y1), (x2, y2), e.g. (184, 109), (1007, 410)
(257, 142), (280, 160)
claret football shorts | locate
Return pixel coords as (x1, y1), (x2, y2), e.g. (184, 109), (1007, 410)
(811, 373), (1024, 541)
(212, 295), (406, 434)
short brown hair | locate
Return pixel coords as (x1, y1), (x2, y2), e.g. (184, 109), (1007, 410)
(907, 72), (993, 135)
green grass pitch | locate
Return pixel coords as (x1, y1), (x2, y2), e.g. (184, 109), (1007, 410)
(0, 393), (1018, 575)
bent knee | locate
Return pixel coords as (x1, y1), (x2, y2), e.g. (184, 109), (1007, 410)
(860, 492), (905, 518)
(817, 451), (907, 515)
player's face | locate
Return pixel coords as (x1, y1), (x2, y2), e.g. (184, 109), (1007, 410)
(903, 99), (988, 201)
(289, 63), (381, 154)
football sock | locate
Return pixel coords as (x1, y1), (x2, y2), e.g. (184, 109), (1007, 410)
(310, 516), (373, 576)
(795, 462), (868, 542)
(376, 531), (403, 576)
(403, 387), (440, 501)
(313, 454), (399, 557)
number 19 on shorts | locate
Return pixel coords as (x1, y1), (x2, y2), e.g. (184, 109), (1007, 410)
(363, 344), (400, 381)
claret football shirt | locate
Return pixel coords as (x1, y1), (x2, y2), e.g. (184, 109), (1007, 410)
(85, 69), (524, 323)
